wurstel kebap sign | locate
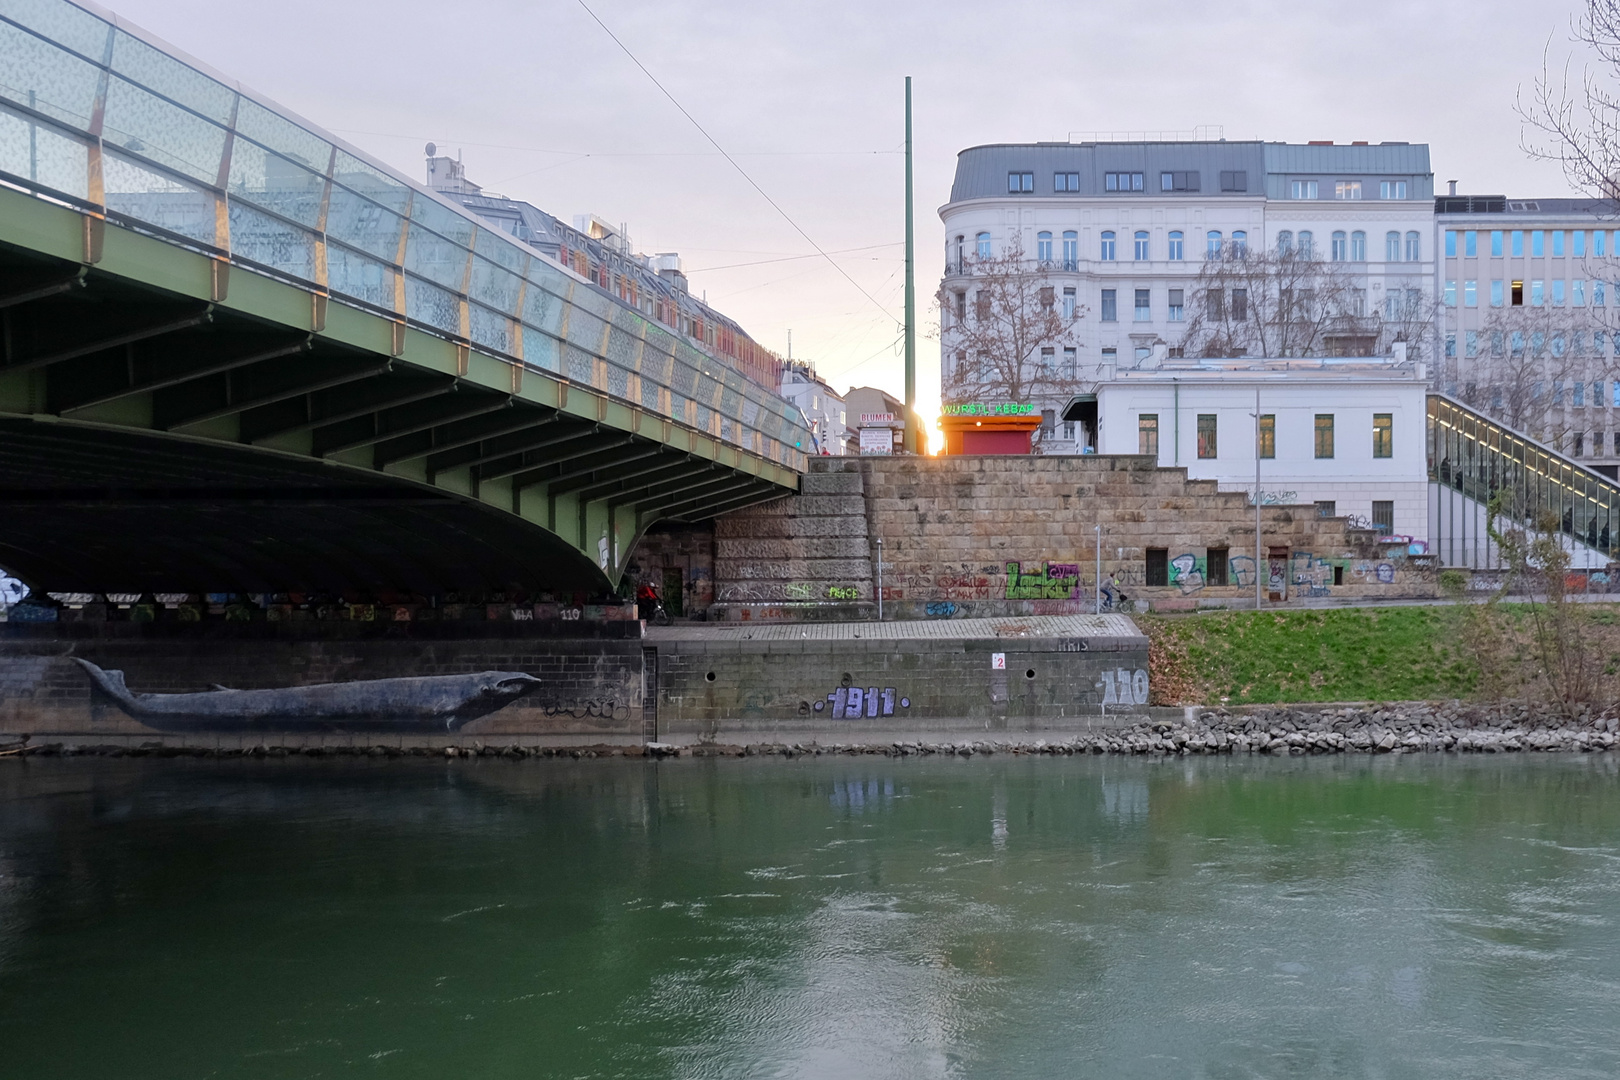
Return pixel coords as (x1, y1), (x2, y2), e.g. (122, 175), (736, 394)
(942, 402), (1036, 417)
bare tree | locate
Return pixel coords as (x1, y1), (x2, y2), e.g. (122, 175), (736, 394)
(1520, 0), (1620, 202)
(1457, 302), (1620, 450)
(936, 236), (1087, 409)
(1176, 244), (1437, 362)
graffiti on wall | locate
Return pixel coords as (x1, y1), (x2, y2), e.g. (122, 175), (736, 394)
(1098, 668), (1150, 706)
(1290, 551), (1333, 597)
(814, 686), (911, 718)
(1004, 561), (1080, 600)
(1169, 553), (1204, 594)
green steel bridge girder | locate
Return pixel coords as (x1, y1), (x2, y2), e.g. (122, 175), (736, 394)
(0, 190), (800, 594)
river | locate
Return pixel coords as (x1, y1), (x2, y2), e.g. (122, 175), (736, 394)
(1, 754), (1617, 1078)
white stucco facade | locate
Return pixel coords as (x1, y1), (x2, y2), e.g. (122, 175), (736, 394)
(779, 363), (850, 455)
(1096, 358), (1430, 540)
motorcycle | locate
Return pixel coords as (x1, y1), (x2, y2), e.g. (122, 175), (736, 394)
(636, 583), (672, 626)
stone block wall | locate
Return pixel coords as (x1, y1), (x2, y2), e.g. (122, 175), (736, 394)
(710, 455), (1436, 621)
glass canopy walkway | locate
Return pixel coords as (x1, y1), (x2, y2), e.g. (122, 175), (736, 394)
(1428, 395), (1620, 569)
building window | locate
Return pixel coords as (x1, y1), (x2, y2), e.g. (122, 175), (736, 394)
(1553, 230), (1566, 256)
(976, 232), (991, 259)
(1206, 548), (1229, 586)
(1335, 180), (1362, 199)
(1491, 230), (1504, 256)
(1062, 231), (1078, 269)
(1207, 230), (1223, 258)
(1491, 279), (1504, 306)
(1139, 414), (1159, 456)
(1511, 230), (1524, 256)
(1575, 280), (1587, 306)
(1576, 431), (1585, 457)
(1054, 171), (1080, 192)
(1350, 230), (1366, 261)
(1161, 171), (1199, 192)
(1291, 179), (1318, 199)
(1444, 280), (1456, 306)
(1465, 230), (1478, 257)
(1373, 413), (1393, 458)
(1597, 281), (1607, 306)
(1040, 347), (1055, 371)
(1105, 171), (1144, 191)
(1315, 501), (1336, 518)
(1037, 231), (1053, 262)
(1385, 230), (1401, 261)
(1466, 330), (1479, 357)
(1332, 231), (1348, 261)
(1168, 231), (1184, 260)
(1134, 231), (1150, 260)
(1553, 280), (1566, 306)
(1168, 288), (1184, 321)
(1445, 333), (1456, 357)
(1232, 287), (1248, 321)
(1134, 288), (1151, 320)
(1574, 230), (1587, 256)
(1259, 414), (1275, 458)
(1380, 180), (1408, 199)
(1101, 231), (1116, 261)
(1598, 231), (1608, 256)
(1101, 289), (1117, 322)
(1575, 381), (1586, 406)
(954, 292), (966, 320)
(1197, 414), (1217, 458)
(1511, 279), (1524, 306)
(1063, 346), (1077, 376)
(1134, 345), (1152, 363)
(975, 291), (990, 319)
(1446, 230), (1457, 257)
(1220, 170), (1247, 192)
(1062, 287), (1076, 319)
(1207, 288), (1224, 320)
(1008, 171), (1034, 193)
(1146, 548), (1169, 586)
(1372, 500), (1394, 533)
(1464, 280), (1477, 306)
(1532, 230), (1545, 256)
(1531, 280), (1544, 306)
(1101, 346), (1117, 368)
(1280, 230), (1295, 255)
(1314, 414), (1335, 459)
(1233, 230), (1248, 257)
(1405, 231), (1421, 261)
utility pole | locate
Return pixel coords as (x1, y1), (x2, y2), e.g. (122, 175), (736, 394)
(1255, 386), (1263, 611)
(903, 76), (918, 454)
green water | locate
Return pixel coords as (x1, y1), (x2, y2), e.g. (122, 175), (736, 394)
(1, 755), (1618, 1079)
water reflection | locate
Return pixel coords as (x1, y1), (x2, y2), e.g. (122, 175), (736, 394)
(0, 755), (1616, 1079)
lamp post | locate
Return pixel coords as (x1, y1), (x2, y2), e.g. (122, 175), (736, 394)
(1095, 524), (1102, 614)
(1255, 386), (1263, 611)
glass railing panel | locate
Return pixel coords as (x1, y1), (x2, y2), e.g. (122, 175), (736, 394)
(0, 23), (101, 132)
(234, 97), (329, 175)
(0, 102), (90, 198)
(407, 193), (473, 249)
(227, 139), (324, 228)
(467, 253), (520, 316)
(228, 200), (315, 281)
(326, 245), (391, 310)
(520, 280), (564, 337)
(103, 148), (215, 245)
(326, 184), (404, 263)
(402, 274), (459, 336)
(467, 302), (511, 356)
(0, 0), (109, 64)
(403, 221), (468, 292)
(109, 29), (233, 124)
(522, 326), (560, 373)
(331, 150), (409, 214)
(473, 224), (525, 275)
(102, 75), (226, 184)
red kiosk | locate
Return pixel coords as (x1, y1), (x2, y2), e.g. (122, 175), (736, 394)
(938, 402), (1041, 455)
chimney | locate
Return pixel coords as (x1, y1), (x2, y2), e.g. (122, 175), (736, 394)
(1448, 180), (1458, 196)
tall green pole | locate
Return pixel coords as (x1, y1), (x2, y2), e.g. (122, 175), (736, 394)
(903, 75), (917, 453)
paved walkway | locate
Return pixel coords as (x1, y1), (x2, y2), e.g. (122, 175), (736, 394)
(647, 613), (1141, 642)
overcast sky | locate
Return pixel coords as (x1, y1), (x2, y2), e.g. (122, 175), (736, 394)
(106, 0), (1589, 436)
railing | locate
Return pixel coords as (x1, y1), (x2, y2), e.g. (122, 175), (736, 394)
(0, 0), (808, 472)
(1427, 395), (1620, 566)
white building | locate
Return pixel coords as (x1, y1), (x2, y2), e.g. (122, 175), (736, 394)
(779, 362), (850, 455)
(939, 137), (1436, 452)
(1096, 354), (1430, 540)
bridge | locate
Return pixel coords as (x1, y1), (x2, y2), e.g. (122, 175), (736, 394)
(0, 0), (807, 597)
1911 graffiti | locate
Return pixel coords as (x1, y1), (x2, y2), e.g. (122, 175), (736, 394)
(814, 686), (911, 718)
(1098, 668), (1149, 706)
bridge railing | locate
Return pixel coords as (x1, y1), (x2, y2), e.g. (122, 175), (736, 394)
(0, 0), (809, 472)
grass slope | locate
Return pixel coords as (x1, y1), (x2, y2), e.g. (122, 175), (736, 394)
(1144, 607), (1481, 705)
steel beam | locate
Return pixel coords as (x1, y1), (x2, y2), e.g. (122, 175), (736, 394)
(531, 446), (665, 496)
(570, 458), (699, 505)
(479, 435), (632, 484)
(0, 269), (86, 310)
(374, 409), (557, 467)
(4, 308), (213, 374)
(165, 361), (392, 431)
(249, 379), (458, 445)
(318, 395), (513, 459)
(59, 339), (313, 415)
(431, 422), (597, 475)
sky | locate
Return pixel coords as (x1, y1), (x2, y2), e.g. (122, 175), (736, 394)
(101, 0), (1590, 450)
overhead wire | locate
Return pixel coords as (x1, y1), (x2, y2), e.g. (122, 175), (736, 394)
(572, 0), (899, 325)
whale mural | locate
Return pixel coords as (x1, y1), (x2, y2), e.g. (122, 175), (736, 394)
(75, 659), (542, 733)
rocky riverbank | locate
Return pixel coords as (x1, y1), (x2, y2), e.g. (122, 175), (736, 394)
(4, 703), (1619, 759)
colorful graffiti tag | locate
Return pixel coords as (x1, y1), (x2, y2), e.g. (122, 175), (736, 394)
(814, 686), (910, 718)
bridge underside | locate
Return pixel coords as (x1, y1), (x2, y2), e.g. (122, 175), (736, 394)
(0, 237), (791, 595)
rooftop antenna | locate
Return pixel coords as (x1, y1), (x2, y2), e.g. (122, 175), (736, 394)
(424, 142), (436, 185)
(787, 329), (792, 361)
